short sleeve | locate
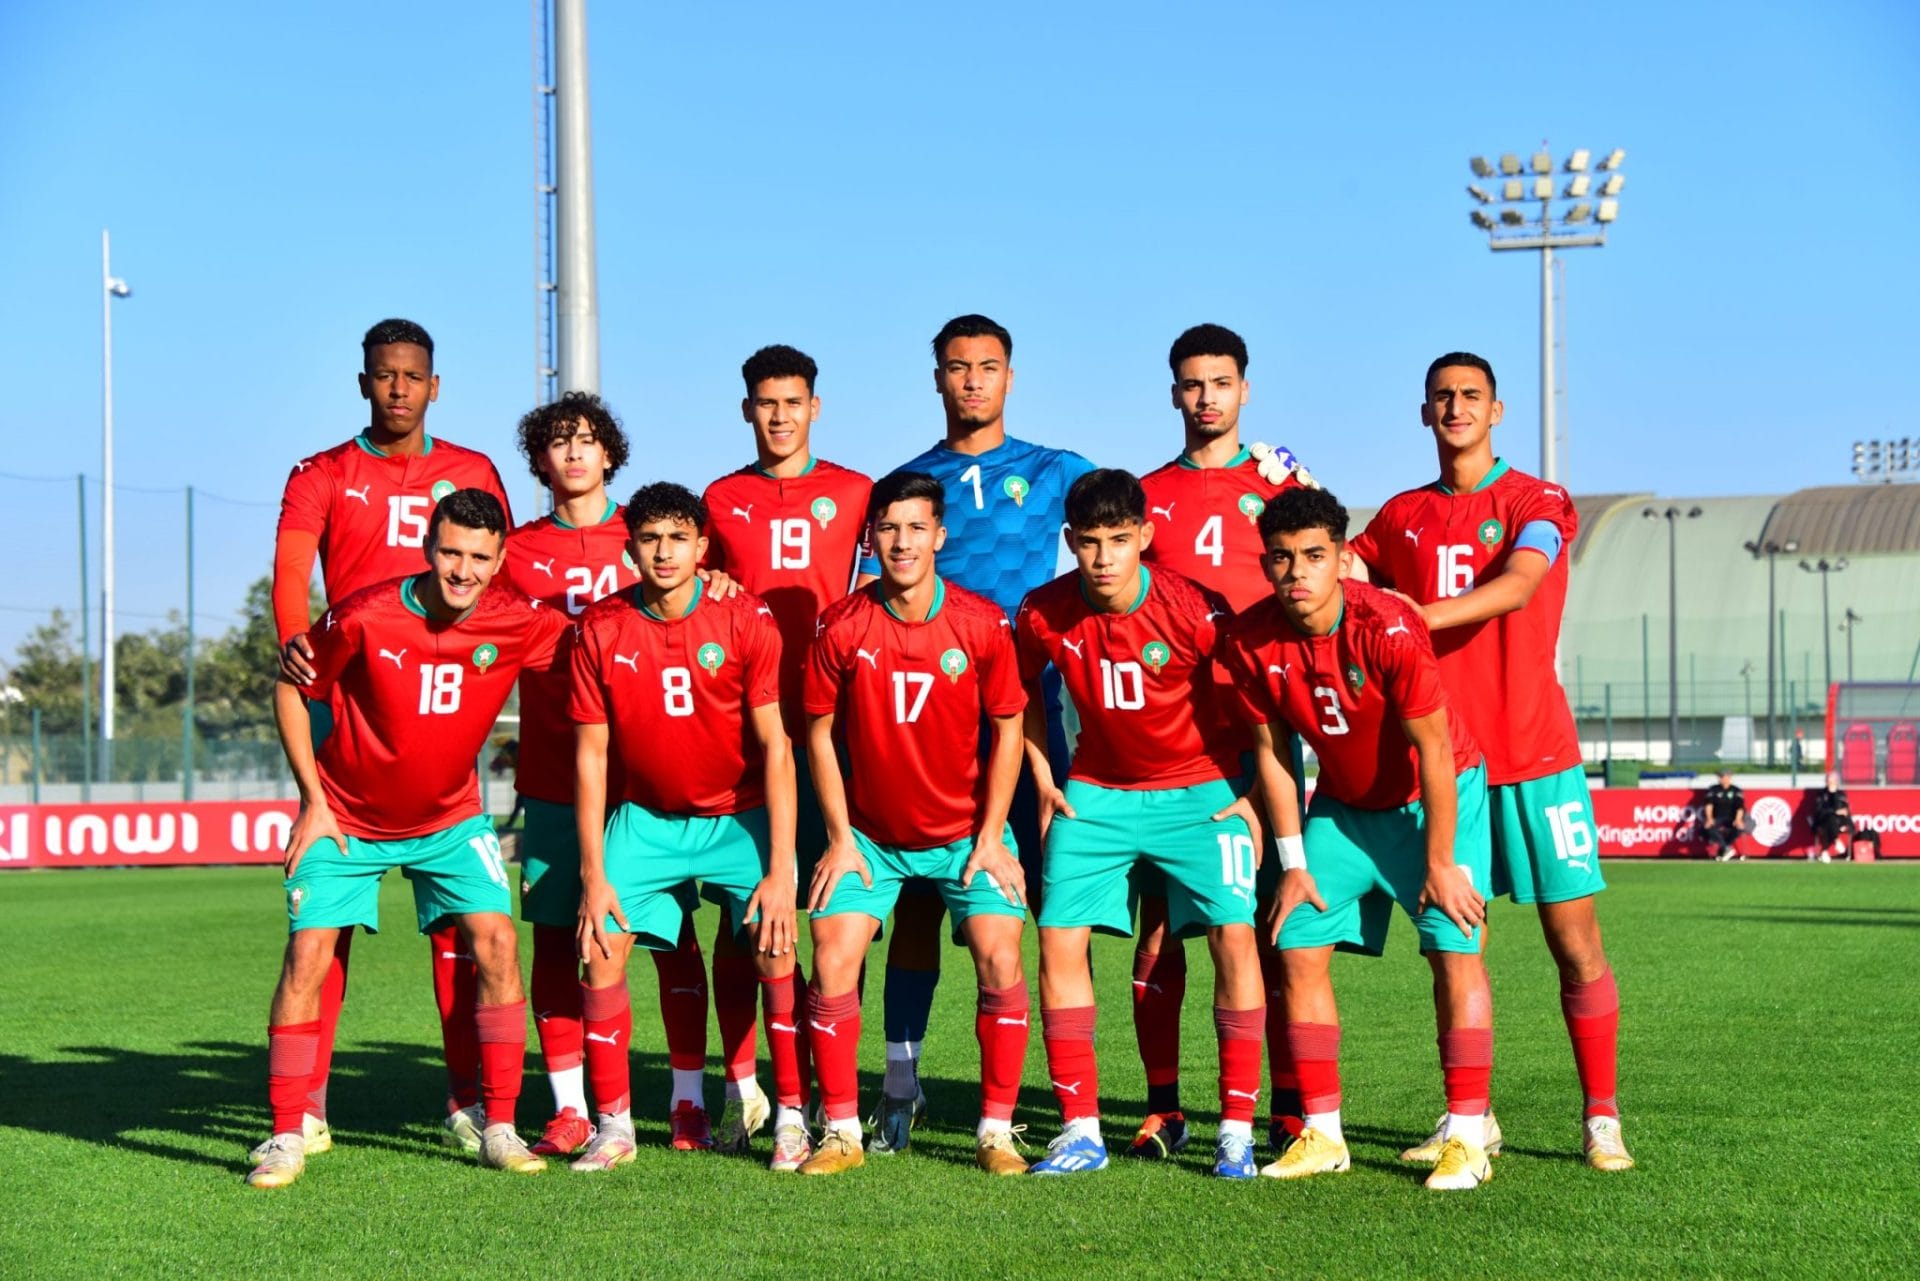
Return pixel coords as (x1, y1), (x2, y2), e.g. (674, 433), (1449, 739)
(568, 620), (609, 726)
(1348, 515), (1384, 582)
(1220, 636), (1275, 727)
(301, 605), (357, 704)
(976, 619), (1027, 717)
(803, 619), (845, 716)
(522, 602), (570, 672)
(277, 458), (333, 538)
(1377, 624), (1446, 722)
(1014, 598), (1051, 685)
(742, 607), (783, 709)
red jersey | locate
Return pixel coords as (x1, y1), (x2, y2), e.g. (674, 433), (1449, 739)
(1014, 566), (1236, 790)
(1140, 449), (1303, 615)
(498, 502), (641, 804)
(569, 582), (783, 816)
(805, 579), (1026, 848)
(277, 434), (514, 639)
(701, 459), (873, 727)
(1223, 581), (1479, 811)
(303, 576), (567, 840)
(1348, 460), (1580, 786)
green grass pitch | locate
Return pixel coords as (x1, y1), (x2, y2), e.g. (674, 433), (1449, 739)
(0, 862), (1911, 1278)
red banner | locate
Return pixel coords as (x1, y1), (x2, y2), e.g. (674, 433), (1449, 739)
(0, 800), (297, 869)
(1589, 787), (1920, 858)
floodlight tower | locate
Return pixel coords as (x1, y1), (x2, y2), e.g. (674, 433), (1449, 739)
(1466, 146), (1624, 485)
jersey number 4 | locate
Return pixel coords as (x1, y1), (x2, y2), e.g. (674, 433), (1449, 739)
(1195, 515), (1224, 567)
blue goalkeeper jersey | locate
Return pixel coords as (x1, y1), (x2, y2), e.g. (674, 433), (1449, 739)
(863, 435), (1098, 616)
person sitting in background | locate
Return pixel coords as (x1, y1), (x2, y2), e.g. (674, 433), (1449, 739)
(1702, 772), (1746, 862)
(1810, 774), (1872, 862)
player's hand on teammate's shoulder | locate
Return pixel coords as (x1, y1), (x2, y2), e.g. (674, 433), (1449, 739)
(697, 567), (742, 600)
(1269, 868), (1327, 946)
(1417, 863), (1485, 939)
(282, 796), (343, 877)
(807, 833), (870, 912)
(279, 633), (317, 686)
(1381, 589), (1434, 625)
(961, 829), (1026, 908)
(747, 872), (796, 957)
(576, 873), (628, 962)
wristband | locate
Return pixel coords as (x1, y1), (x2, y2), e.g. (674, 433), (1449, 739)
(1275, 834), (1306, 872)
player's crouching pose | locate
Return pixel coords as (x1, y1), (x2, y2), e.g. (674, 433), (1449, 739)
(1223, 487), (1496, 1191)
(249, 490), (568, 1188)
(1017, 469), (1267, 1180)
(569, 483), (802, 1173)
(797, 472), (1032, 1177)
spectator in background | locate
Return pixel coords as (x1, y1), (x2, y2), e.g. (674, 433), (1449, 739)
(1702, 772), (1746, 862)
(1810, 773), (1872, 862)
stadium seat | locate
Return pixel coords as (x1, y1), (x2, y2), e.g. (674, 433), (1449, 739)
(1885, 722), (1918, 786)
(1839, 723), (1878, 786)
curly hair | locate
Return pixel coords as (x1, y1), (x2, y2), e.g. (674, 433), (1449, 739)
(514, 391), (631, 483)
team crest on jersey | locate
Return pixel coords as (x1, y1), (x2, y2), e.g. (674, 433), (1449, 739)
(1478, 518), (1504, 547)
(1141, 640), (1171, 672)
(939, 648), (969, 682)
(431, 480), (456, 502)
(1345, 662), (1365, 693)
(697, 642), (726, 674)
(1002, 476), (1030, 507)
(811, 496), (838, 528)
(288, 887), (305, 918)
(1237, 493), (1266, 522)
(471, 643), (499, 671)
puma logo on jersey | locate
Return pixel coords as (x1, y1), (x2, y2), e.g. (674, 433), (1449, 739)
(1404, 529), (1422, 546)
(855, 648), (880, 669)
(531, 558), (555, 577)
(1543, 487), (1564, 501)
(998, 617), (1011, 628)
(1060, 638), (1085, 659)
(1267, 663), (1292, 679)
(808, 1020), (840, 1038)
(378, 647), (407, 668)
(1206, 609), (1226, 622)
(323, 613), (336, 631)
(732, 505), (754, 522)
(758, 606), (774, 617)
(344, 485), (371, 505)
(1385, 620), (1411, 638)
(613, 652), (639, 672)
(1150, 502), (1175, 521)
(294, 460), (311, 472)
(584, 1029), (623, 1046)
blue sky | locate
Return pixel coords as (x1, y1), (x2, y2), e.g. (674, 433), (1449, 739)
(1, 0), (1915, 658)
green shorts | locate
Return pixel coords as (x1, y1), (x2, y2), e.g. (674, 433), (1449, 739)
(285, 814), (510, 935)
(605, 802), (770, 951)
(812, 825), (1026, 943)
(795, 745), (828, 893)
(1489, 765), (1609, 904)
(1129, 740), (1306, 907)
(1279, 764), (1492, 957)
(518, 797), (584, 928)
(1041, 777), (1256, 940)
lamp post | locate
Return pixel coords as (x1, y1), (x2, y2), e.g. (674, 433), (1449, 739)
(1838, 608), (1862, 682)
(1799, 558), (1849, 693)
(100, 230), (132, 779)
(1743, 537), (1799, 767)
(1466, 145), (1623, 485)
(1645, 504), (1701, 764)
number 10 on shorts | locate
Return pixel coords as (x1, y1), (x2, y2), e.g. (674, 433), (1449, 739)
(1217, 832), (1255, 890)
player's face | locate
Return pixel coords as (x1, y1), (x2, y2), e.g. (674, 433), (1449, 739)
(630, 518), (706, 592)
(423, 521), (503, 613)
(872, 497), (947, 592)
(934, 335), (1013, 430)
(359, 343), (439, 434)
(1421, 364), (1502, 453)
(1263, 526), (1348, 626)
(1172, 354), (1248, 440)
(538, 418), (610, 499)
(742, 376), (819, 466)
(1067, 520), (1154, 609)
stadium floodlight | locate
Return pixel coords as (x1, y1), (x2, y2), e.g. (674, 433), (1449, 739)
(1852, 436), (1919, 482)
(1744, 535), (1803, 765)
(1644, 504), (1703, 762)
(100, 229), (133, 775)
(1468, 183), (1493, 204)
(1462, 144), (1623, 485)
(1471, 210), (1496, 230)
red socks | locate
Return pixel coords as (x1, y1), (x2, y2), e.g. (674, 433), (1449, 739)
(760, 972), (805, 1109)
(1130, 947), (1186, 1099)
(1214, 1006), (1264, 1124)
(308, 930), (352, 1121)
(1042, 1005), (1099, 1123)
(713, 954), (759, 1084)
(580, 981), (633, 1117)
(1260, 946), (1302, 1137)
(650, 935), (709, 1074)
(976, 984), (1031, 1123)
(1561, 967), (1621, 1118)
(1287, 1021), (1342, 1114)
(268, 1020), (322, 1135)
(809, 988), (862, 1126)
(474, 1000), (528, 1128)
(530, 925), (583, 1073)
(1439, 1027), (1493, 1116)
(429, 924), (481, 1110)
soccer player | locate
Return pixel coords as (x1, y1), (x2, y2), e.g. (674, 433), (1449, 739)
(1348, 353), (1634, 1171)
(271, 319), (515, 1159)
(796, 472), (1031, 1177)
(1131, 323), (1315, 1159)
(567, 483), (801, 1173)
(1015, 469), (1266, 1180)
(699, 344), (870, 1150)
(856, 313), (1095, 1152)
(249, 489), (566, 1188)
(1223, 486), (1497, 1192)
(497, 392), (714, 1157)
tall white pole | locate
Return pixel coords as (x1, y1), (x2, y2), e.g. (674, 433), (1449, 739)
(100, 229), (117, 765)
(553, 0), (600, 395)
(1540, 239), (1556, 485)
